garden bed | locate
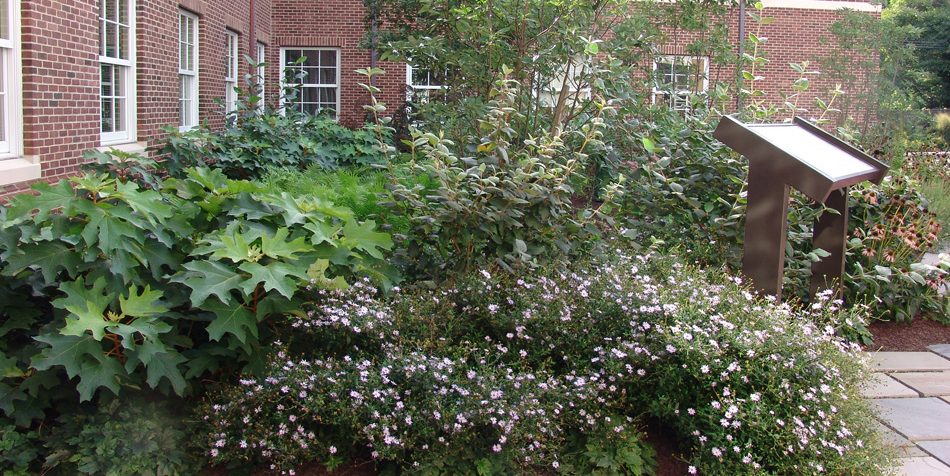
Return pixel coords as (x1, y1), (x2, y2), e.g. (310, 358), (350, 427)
(868, 317), (950, 351)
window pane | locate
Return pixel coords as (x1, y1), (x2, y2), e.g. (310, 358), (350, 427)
(319, 67), (335, 85)
(303, 52), (320, 67)
(320, 50), (336, 67)
(0, 52), (6, 142)
(101, 98), (113, 132)
(302, 67), (319, 84)
(302, 103), (319, 115)
(319, 87), (335, 104)
(106, 0), (117, 23)
(100, 65), (113, 97)
(114, 97), (125, 132)
(113, 65), (124, 97)
(285, 49), (301, 64)
(118, 0), (129, 24)
(179, 15), (186, 43)
(0, 0), (6, 41)
(118, 24), (129, 60)
(105, 22), (117, 57)
(301, 87), (318, 103)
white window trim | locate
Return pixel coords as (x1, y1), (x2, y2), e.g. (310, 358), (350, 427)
(0, 0), (23, 163)
(651, 55), (709, 112)
(224, 29), (239, 115)
(99, 0), (136, 146)
(179, 10), (199, 132)
(278, 47), (341, 120)
(405, 64), (446, 91)
(405, 64), (448, 104)
(256, 41), (266, 113)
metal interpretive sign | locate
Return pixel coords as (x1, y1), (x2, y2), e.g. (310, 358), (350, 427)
(714, 115), (888, 299)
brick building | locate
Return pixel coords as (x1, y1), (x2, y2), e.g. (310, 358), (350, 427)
(0, 0), (879, 196)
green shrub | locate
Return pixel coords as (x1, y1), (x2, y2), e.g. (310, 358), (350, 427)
(161, 117), (387, 180)
(0, 166), (396, 423)
(258, 165), (434, 236)
(160, 57), (391, 180)
(380, 73), (620, 279)
(200, 248), (889, 475)
(778, 174), (948, 323)
(43, 397), (199, 475)
(611, 109), (745, 266)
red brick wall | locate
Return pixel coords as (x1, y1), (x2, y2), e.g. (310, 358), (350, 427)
(20, 0), (100, 181)
(137, 0), (273, 148)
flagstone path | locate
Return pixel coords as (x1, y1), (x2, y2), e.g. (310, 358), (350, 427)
(865, 345), (950, 475)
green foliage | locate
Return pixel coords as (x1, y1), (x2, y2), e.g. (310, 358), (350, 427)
(610, 109), (745, 266)
(368, 70), (621, 279)
(777, 173), (947, 323)
(936, 113), (950, 147)
(0, 166), (396, 422)
(259, 165), (432, 236)
(0, 420), (40, 475)
(42, 397), (200, 476)
(884, 0), (950, 109)
(559, 425), (656, 476)
(160, 58), (390, 180)
(161, 117), (387, 180)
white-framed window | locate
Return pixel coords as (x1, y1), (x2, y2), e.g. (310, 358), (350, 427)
(179, 10), (199, 131)
(280, 48), (340, 119)
(406, 65), (446, 104)
(99, 0), (135, 145)
(537, 59), (591, 107)
(0, 0), (22, 159)
(224, 30), (238, 117)
(256, 41), (266, 113)
(652, 55), (709, 113)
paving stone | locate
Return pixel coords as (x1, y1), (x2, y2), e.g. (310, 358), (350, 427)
(874, 398), (950, 441)
(921, 441), (950, 467)
(903, 446), (930, 457)
(876, 421), (915, 447)
(930, 345), (950, 360)
(897, 456), (950, 475)
(863, 373), (919, 398)
(892, 372), (950, 397)
(870, 352), (950, 372)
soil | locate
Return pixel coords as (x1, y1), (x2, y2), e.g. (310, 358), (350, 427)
(645, 421), (691, 476)
(867, 316), (950, 351)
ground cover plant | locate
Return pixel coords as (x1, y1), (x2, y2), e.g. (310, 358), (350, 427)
(200, 249), (890, 475)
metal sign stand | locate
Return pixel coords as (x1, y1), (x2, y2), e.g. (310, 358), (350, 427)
(714, 115), (888, 299)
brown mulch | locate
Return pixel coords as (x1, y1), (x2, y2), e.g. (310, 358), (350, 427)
(866, 317), (950, 351)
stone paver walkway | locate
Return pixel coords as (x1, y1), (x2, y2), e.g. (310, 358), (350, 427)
(864, 346), (950, 475)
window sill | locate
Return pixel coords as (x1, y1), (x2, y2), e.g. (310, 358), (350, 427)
(0, 157), (42, 187)
(97, 141), (148, 156)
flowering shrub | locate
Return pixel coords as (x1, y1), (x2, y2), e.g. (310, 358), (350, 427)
(200, 249), (889, 474)
(782, 173), (948, 323)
